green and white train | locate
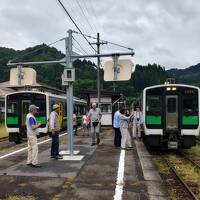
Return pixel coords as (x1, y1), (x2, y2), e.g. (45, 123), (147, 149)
(5, 91), (87, 143)
(134, 84), (200, 149)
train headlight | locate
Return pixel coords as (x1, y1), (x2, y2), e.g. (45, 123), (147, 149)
(172, 87), (177, 91)
(166, 87), (171, 91)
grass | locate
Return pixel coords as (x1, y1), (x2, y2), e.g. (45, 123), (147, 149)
(184, 143), (200, 159)
(168, 154), (200, 198)
(153, 155), (199, 200)
(0, 122), (8, 138)
(5, 196), (36, 200)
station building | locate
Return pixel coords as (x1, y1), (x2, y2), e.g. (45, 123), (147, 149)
(81, 89), (124, 126)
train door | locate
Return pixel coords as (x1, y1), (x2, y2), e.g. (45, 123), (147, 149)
(166, 95), (178, 130)
(21, 100), (31, 126)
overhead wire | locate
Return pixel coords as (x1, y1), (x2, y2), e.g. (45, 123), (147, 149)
(73, 31), (134, 51)
(72, 36), (89, 55)
(88, 0), (102, 31)
(74, 0), (96, 35)
(81, 0), (98, 33)
(64, 0), (88, 34)
(57, 0), (97, 53)
(8, 36), (66, 63)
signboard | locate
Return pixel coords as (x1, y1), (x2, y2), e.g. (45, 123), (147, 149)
(62, 68), (75, 85)
(104, 59), (134, 81)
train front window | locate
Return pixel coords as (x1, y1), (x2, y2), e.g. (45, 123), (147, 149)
(146, 96), (162, 113)
(183, 96), (198, 114)
(167, 98), (176, 113)
(35, 101), (46, 116)
(7, 102), (18, 115)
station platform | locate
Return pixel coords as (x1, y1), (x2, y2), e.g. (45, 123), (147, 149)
(0, 128), (169, 200)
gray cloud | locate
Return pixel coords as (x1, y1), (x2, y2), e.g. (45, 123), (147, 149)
(0, 0), (200, 69)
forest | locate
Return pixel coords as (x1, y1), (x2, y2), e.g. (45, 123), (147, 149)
(0, 44), (199, 101)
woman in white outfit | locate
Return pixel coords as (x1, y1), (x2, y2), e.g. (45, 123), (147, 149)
(132, 106), (143, 139)
(119, 108), (134, 150)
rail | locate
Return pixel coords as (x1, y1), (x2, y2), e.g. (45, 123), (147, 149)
(162, 155), (199, 200)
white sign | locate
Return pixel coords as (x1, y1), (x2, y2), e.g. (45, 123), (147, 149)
(62, 68), (75, 85)
(104, 59), (134, 81)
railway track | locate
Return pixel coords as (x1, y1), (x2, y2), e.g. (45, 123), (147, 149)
(180, 151), (200, 170)
(162, 154), (200, 200)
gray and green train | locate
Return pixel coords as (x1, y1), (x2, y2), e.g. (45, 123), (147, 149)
(135, 84), (200, 149)
(5, 91), (87, 144)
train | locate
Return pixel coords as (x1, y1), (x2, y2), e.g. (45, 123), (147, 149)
(5, 91), (87, 144)
(133, 83), (200, 149)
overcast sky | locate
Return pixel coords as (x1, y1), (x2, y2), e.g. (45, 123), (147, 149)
(0, 0), (200, 69)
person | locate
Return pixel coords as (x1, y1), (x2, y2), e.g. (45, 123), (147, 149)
(88, 102), (102, 146)
(132, 105), (143, 139)
(73, 113), (78, 136)
(120, 107), (133, 150)
(113, 109), (121, 147)
(49, 104), (63, 159)
(26, 104), (41, 167)
(82, 112), (89, 136)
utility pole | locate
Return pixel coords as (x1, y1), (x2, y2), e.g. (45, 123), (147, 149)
(65, 29), (74, 156)
(91, 33), (107, 107)
(7, 29), (134, 158)
(17, 65), (23, 85)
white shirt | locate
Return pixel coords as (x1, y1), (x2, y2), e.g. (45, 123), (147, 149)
(49, 111), (60, 132)
(26, 113), (39, 137)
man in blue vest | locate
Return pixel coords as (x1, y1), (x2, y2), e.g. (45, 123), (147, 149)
(26, 105), (41, 167)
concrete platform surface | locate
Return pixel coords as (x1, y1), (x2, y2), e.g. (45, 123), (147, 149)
(135, 140), (170, 200)
(0, 128), (168, 200)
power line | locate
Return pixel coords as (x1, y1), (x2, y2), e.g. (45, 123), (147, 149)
(74, 0), (96, 35)
(81, 0), (98, 33)
(72, 45), (83, 55)
(56, 0), (97, 53)
(64, 0), (88, 34)
(72, 36), (89, 55)
(88, 0), (102, 31)
(73, 31), (134, 51)
(9, 37), (66, 63)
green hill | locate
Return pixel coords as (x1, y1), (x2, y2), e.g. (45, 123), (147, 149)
(167, 63), (200, 86)
(0, 44), (168, 98)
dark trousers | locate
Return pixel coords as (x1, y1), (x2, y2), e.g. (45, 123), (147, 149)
(114, 128), (121, 147)
(74, 125), (78, 135)
(51, 132), (59, 156)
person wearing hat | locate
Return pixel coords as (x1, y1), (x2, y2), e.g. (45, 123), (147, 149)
(132, 105), (143, 139)
(49, 104), (63, 159)
(26, 104), (41, 167)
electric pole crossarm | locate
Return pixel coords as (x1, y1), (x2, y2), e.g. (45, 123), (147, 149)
(7, 60), (66, 67)
(71, 52), (135, 59)
(7, 52), (135, 67)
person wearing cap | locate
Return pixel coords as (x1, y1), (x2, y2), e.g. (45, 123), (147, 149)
(26, 104), (41, 167)
(49, 104), (63, 159)
(132, 105), (143, 139)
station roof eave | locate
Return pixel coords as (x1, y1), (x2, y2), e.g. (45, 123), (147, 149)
(81, 89), (121, 98)
(0, 81), (65, 95)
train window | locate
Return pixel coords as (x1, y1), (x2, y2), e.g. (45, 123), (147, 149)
(35, 101), (46, 116)
(183, 96), (198, 113)
(167, 98), (176, 113)
(101, 104), (112, 113)
(146, 96), (162, 112)
(7, 102), (18, 114)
